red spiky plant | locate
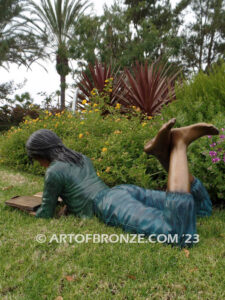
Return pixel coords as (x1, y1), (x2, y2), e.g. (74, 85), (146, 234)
(117, 60), (180, 116)
(76, 61), (126, 108)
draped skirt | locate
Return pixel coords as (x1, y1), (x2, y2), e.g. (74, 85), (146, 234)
(93, 178), (212, 247)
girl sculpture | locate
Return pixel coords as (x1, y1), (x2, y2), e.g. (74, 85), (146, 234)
(26, 119), (219, 246)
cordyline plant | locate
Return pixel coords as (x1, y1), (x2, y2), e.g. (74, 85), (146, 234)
(76, 61), (126, 108)
(117, 61), (181, 116)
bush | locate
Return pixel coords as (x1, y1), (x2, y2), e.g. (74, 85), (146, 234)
(160, 63), (225, 126)
(0, 108), (167, 191)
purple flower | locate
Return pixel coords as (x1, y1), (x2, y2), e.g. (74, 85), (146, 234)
(210, 142), (216, 147)
(223, 156), (225, 162)
(221, 128), (224, 131)
(212, 157), (221, 163)
(209, 151), (217, 157)
(219, 135), (225, 139)
(207, 135), (212, 138)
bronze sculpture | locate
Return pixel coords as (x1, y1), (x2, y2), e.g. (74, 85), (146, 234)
(26, 119), (219, 246)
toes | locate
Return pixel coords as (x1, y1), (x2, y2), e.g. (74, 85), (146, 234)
(167, 118), (176, 129)
(162, 118), (176, 131)
(209, 125), (219, 135)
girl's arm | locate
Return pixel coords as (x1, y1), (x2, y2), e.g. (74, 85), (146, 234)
(35, 171), (62, 218)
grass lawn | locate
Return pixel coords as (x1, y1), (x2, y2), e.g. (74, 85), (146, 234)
(0, 165), (224, 300)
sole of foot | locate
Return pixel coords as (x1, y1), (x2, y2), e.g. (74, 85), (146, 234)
(144, 118), (176, 154)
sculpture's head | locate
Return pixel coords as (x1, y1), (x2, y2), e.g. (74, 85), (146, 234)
(26, 129), (83, 168)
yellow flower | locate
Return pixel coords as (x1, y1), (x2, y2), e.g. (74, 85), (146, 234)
(102, 147), (107, 152)
(93, 103), (98, 107)
(79, 133), (83, 138)
(94, 109), (99, 112)
(80, 121), (84, 125)
(44, 124), (47, 128)
(115, 103), (121, 109)
(115, 118), (121, 122)
(114, 130), (121, 134)
(105, 79), (109, 83)
(82, 99), (87, 104)
(49, 113), (52, 116)
(97, 172), (100, 176)
(89, 110), (93, 113)
(132, 106), (136, 109)
(55, 123), (58, 128)
(105, 167), (111, 173)
(148, 116), (153, 120)
(110, 77), (114, 80)
(82, 110), (87, 114)
(142, 122), (147, 127)
(109, 89), (112, 93)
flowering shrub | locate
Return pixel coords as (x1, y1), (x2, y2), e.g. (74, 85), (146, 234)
(208, 129), (225, 163)
(0, 105), (167, 191)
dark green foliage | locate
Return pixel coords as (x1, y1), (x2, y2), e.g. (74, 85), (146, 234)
(69, 0), (187, 72)
(0, 81), (16, 102)
(0, 92), (40, 130)
(181, 0), (225, 72)
(0, 0), (47, 67)
(160, 63), (225, 125)
(69, 15), (101, 70)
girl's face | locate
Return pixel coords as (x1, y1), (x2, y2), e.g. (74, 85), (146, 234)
(36, 158), (50, 168)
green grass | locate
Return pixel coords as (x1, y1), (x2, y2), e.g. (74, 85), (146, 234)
(0, 166), (224, 300)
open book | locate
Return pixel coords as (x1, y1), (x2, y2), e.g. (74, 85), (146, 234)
(5, 192), (62, 212)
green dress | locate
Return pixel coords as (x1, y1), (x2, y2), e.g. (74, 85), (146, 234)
(36, 155), (212, 246)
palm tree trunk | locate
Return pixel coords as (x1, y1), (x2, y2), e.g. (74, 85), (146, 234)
(60, 74), (66, 110)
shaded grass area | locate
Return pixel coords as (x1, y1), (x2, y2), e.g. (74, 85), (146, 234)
(0, 166), (224, 300)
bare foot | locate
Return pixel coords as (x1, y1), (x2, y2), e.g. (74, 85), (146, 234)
(144, 118), (176, 155)
(144, 118), (176, 171)
(171, 123), (219, 147)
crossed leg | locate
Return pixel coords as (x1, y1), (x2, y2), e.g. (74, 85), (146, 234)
(144, 119), (219, 193)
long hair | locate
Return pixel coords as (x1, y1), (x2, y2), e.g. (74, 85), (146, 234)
(26, 129), (84, 166)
